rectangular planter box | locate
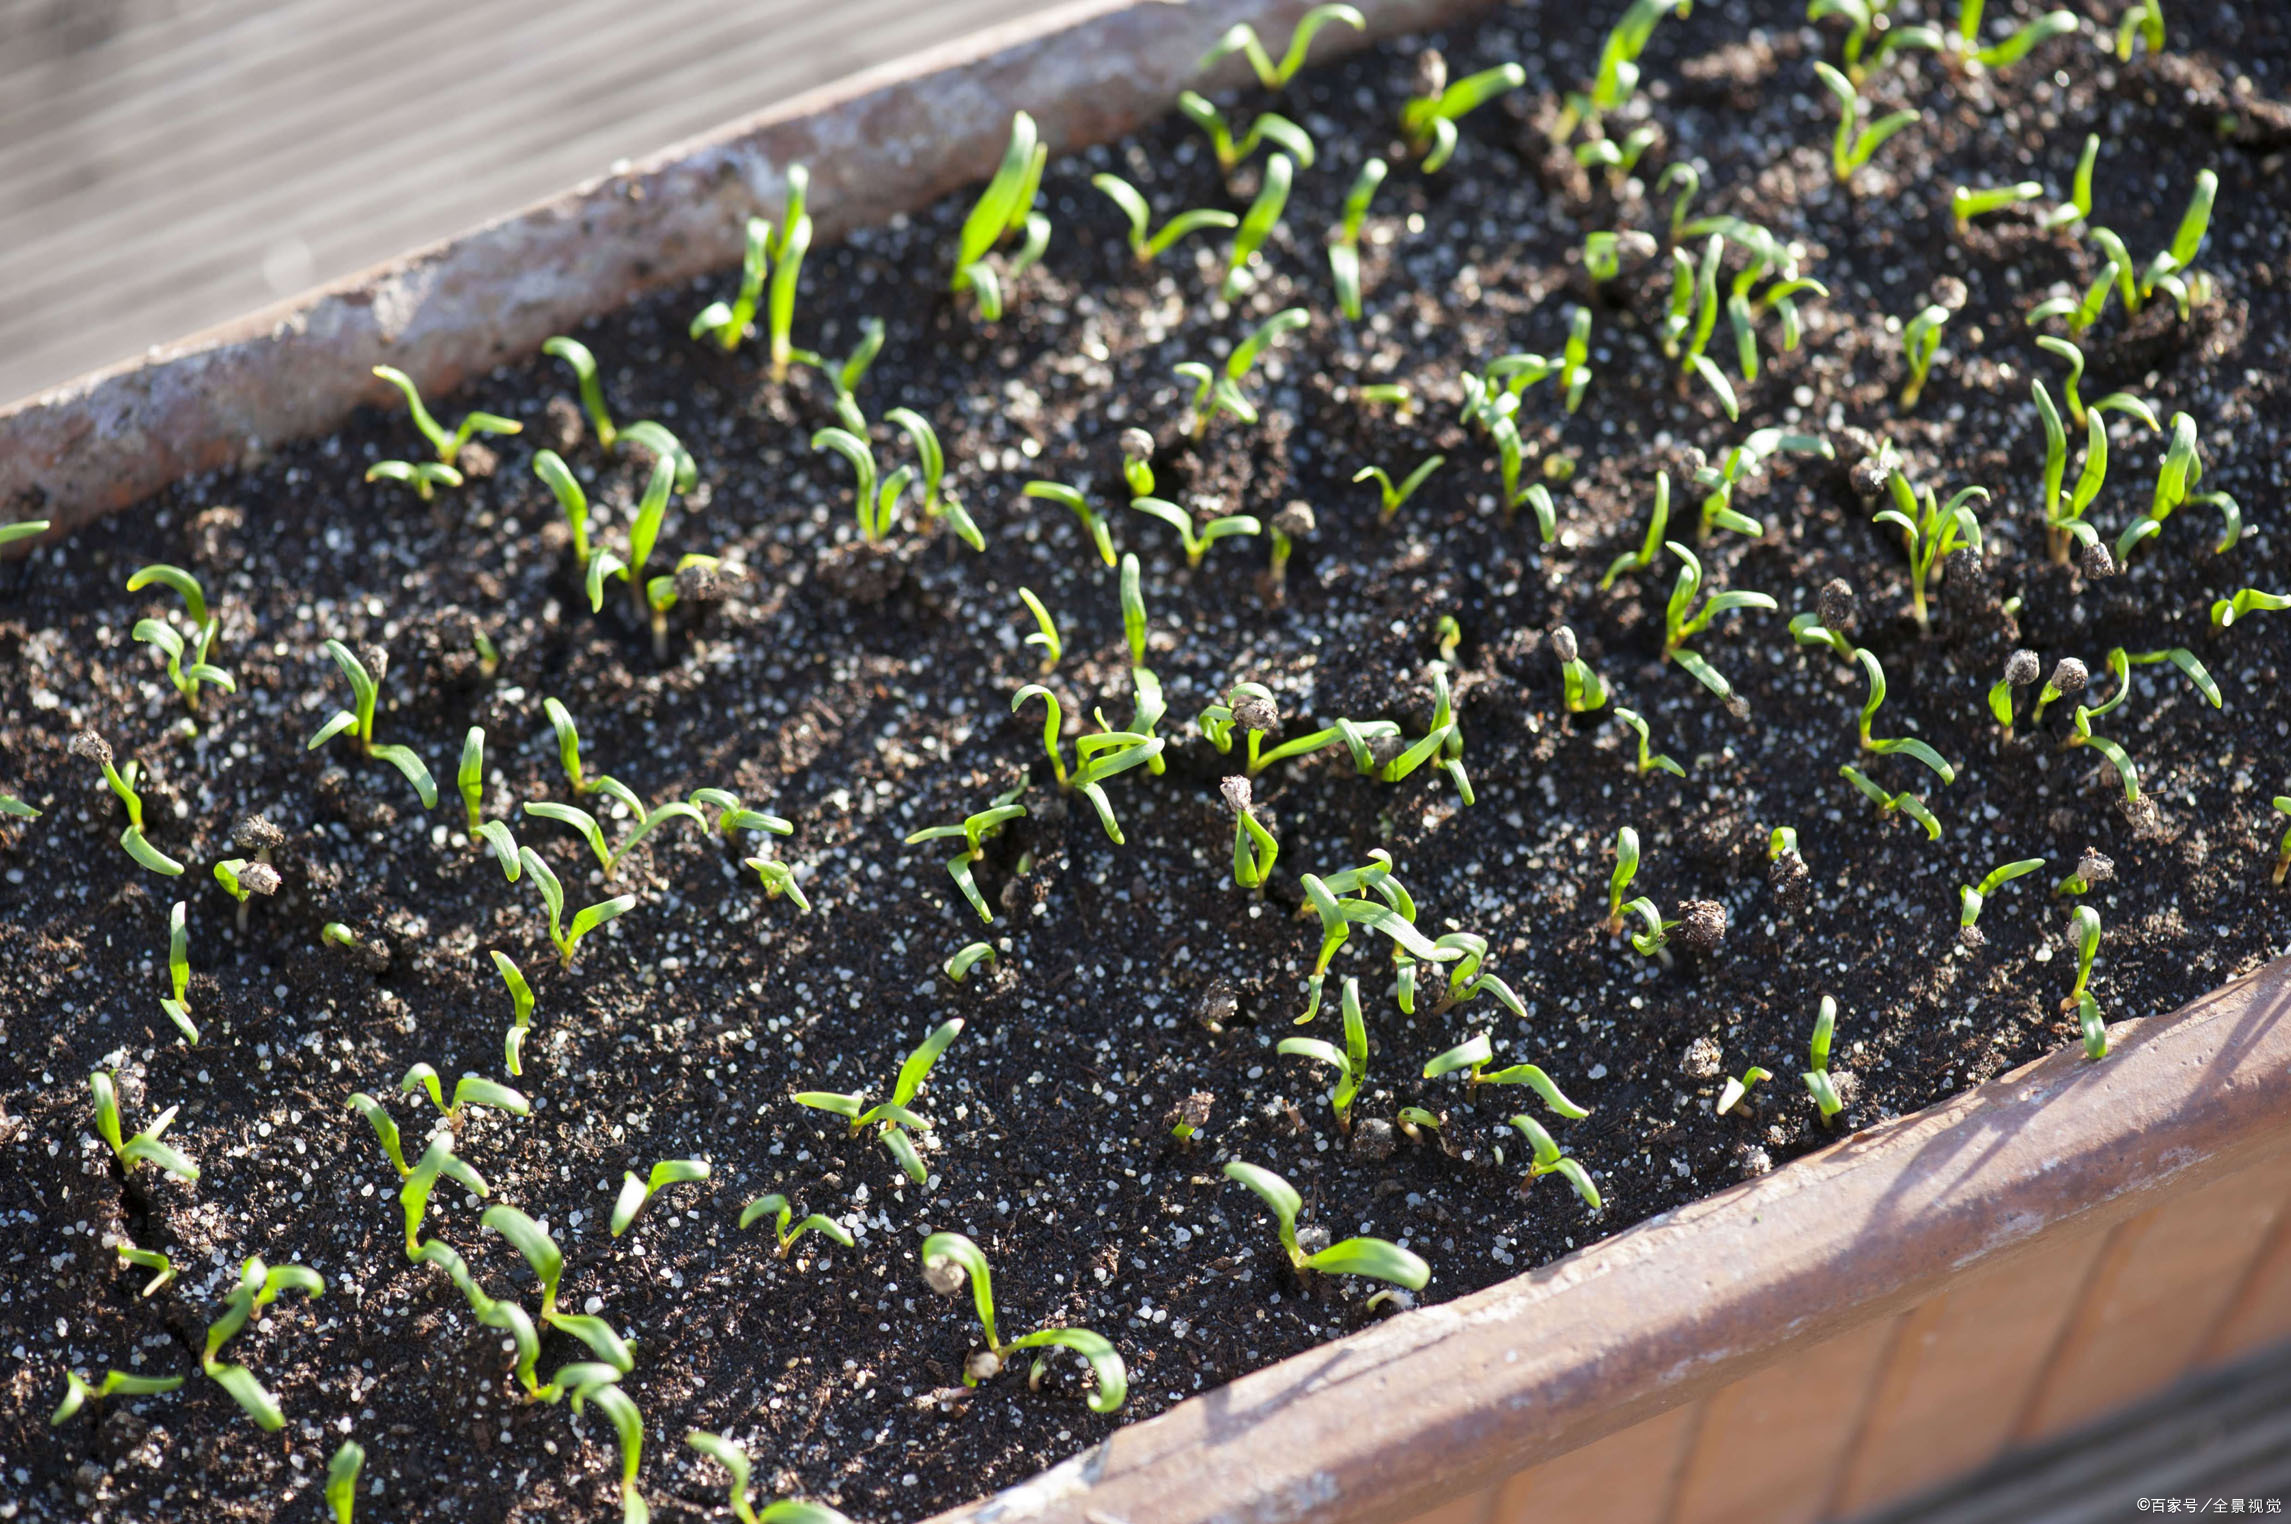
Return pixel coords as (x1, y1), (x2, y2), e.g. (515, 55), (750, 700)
(8, 4), (2288, 1521)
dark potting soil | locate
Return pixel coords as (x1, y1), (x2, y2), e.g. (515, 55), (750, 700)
(6, 1), (2291, 1519)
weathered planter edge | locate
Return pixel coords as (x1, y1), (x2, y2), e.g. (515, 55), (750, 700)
(0, 0), (1490, 545)
(931, 953), (2291, 1524)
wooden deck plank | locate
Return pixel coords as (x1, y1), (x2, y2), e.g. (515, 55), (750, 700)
(0, 0), (1072, 404)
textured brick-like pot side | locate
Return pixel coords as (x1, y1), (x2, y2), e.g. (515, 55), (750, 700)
(7, 5), (2289, 1523)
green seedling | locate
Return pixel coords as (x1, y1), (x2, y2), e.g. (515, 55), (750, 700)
(1898, 304), (1949, 410)
(812, 427), (908, 544)
(1802, 996), (1843, 1121)
(1853, 649), (1955, 783)
(1952, 181), (2043, 227)
(1422, 1034), (1586, 1117)
(794, 1019), (963, 1184)
(641, 553), (737, 661)
(951, 112), (1049, 321)
(158, 900), (196, 1043)
(1198, 683), (1400, 778)
(1294, 852), (1456, 1022)
(1092, 174), (1235, 264)
(0, 517), (51, 548)
(920, 1233), (1127, 1410)
(518, 848), (638, 967)
(456, 728), (522, 880)
(1505, 1115), (1602, 1208)
(690, 787), (796, 844)
(544, 697), (595, 796)
(1602, 826), (1641, 935)
(1176, 306), (1309, 440)
(481, 1205), (636, 1372)
(1175, 91), (1316, 179)
(2269, 797), (2291, 885)
(1022, 481), (1116, 567)
(494, 950), (536, 1075)
(1612, 707), (1685, 777)
(89, 1069), (197, 1181)
(127, 570), (232, 718)
(1488, 418), (1558, 538)
(1600, 472), (1671, 590)
(1401, 58), (1526, 172)
(1201, 3), (1363, 88)
(905, 787), (1027, 923)
(52, 1370), (183, 1425)
(565, 1369), (646, 1524)
(69, 730), (182, 875)
(2026, 251), (2125, 334)
(401, 1063), (528, 1126)
(1574, 126), (1658, 185)
(1413, 931), (1525, 1018)
(1659, 221), (1823, 416)
(1716, 1066), (1772, 1116)
(1692, 430), (1832, 541)
(1969, 7), (2080, 71)
(1959, 857), (2045, 945)
(1328, 158), (1388, 320)
(2039, 134), (2102, 232)
(1224, 1162), (1429, 1287)
(1222, 152), (1294, 298)
(2055, 847), (2115, 897)
(1275, 976), (1368, 1130)
(523, 793), (704, 880)
(1840, 764), (1941, 839)
(2063, 905), (2108, 1058)
(2117, 0), (2163, 60)
(1661, 540), (1778, 705)
(307, 640), (437, 808)
(882, 408), (982, 551)
(1130, 496), (1261, 567)
(1223, 775), (1279, 891)
(1875, 468), (1987, 628)
(1809, 0), (1944, 78)
(1355, 456), (1444, 524)
(789, 317), (883, 433)
(2030, 378), (2158, 566)
(202, 1256), (325, 1430)
(1816, 62), (1919, 181)
(1, 790), (39, 821)
(2119, 411), (2240, 562)
(691, 169), (813, 377)
(744, 840), (811, 913)
(117, 1241), (177, 1298)
(2034, 338), (2158, 436)
(370, 365), (519, 466)
(543, 336), (621, 449)
(2121, 646), (2220, 707)
(943, 942), (997, 982)
(684, 1432), (854, 1524)
(739, 1193), (854, 1258)
(2063, 706), (2141, 805)
(611, 1158), (712, 1237)
(1009, 685), (1163, 843)
(1552, 625), (1607, 714)
(1017, 588), (1061, 672)
(1375, 667), (1473, 803)
(321, 922), (363, 951)
(366, 459), (463, 500)
(1547, 0), (1686, 139)
(326, 1440), (365, 1524)
(2213, 589), (2291, 629)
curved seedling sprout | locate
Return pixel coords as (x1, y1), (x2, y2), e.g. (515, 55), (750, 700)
(920, 1232), (1128, 1412)
(1223, 1161), (1431, 1289)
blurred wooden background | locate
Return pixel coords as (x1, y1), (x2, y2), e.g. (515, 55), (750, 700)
(0, 0), (1062, 405)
